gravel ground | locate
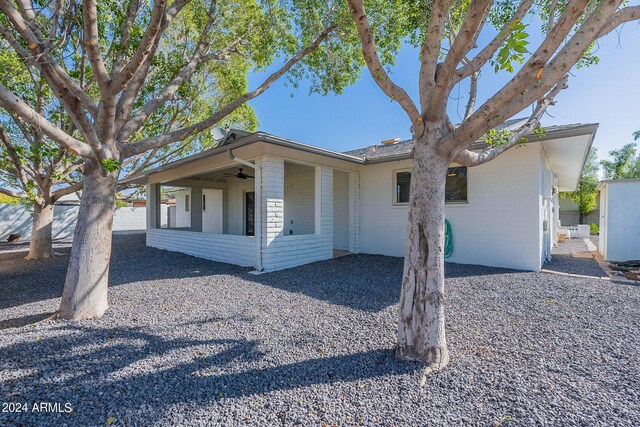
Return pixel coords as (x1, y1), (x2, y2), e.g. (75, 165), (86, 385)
(1, 233), (639, 426)
(544, 237), (606, 277)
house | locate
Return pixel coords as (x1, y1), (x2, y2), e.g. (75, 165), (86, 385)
(122, 119), (597, 272)
(598, 179), (640, 261)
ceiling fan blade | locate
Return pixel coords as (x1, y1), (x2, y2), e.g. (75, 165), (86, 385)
(245, 175), (255, 179)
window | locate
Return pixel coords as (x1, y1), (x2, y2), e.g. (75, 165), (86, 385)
(445, 167), (467, 202)
(185, 194), (190, 212)
(396, 172), (412, 204)
(395, 167), (468, 204)
(202, 194), (206, 212)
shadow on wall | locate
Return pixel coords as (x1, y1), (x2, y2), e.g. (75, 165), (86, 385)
(0, 323), (418, 425)
(0, 204), (32, 241)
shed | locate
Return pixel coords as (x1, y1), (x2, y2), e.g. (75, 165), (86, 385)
(598, 179), (640, 261)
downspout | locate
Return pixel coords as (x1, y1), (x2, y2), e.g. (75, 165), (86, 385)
(228, 149), (262, 271)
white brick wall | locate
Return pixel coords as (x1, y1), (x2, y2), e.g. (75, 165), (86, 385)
(258, 156), (333, 271)
(146, 228), (255, 267)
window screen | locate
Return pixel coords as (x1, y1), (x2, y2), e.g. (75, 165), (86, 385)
(185, 194), (190, 212)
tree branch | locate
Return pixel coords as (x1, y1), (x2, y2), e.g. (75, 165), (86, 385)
(454, 0), (534, 83)
(82, 0), (110, 93)
(418, 0), (454, 115)
(114, 0), (190, 127)
(444, 0), (594, 153)
(120, 25), (337, 157)
(0, 0), (99, 116)
(52, 181), (84, 201)
(0, 186), (27, 199)
(464, 70), (479, 120)
(118, 1), (223, 141)
(0, 124), (31, 192)
(346, 0), (422, 134)
(112, 0), (142, 76)
(0, 83), (95, 158)
(425, 0), (491, 121)
(597, 5), (640, 38)
(453, 76), (568, 167)
(109, 0), (182, 95)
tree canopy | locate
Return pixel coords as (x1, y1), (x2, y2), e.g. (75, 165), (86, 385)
(601, 143), (640, 180)
(560, 147), (599, 222)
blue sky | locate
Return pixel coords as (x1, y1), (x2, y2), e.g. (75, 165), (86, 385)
(248, 22), (640, 163)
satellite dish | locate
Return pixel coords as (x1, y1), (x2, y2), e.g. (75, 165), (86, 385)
(211, 127), (228, 142)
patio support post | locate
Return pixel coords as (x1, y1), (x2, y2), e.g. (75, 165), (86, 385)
(147, 184), (161, 229)
(254, 159), (262, 270)
(260, 156), (284, 271)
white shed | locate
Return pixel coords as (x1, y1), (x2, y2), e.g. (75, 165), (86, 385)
(598, 179), (640, 261)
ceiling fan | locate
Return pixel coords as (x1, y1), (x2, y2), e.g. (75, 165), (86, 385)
(224, 168), (254, 179)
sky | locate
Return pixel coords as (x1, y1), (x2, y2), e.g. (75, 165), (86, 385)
(247, 20), (640, 163)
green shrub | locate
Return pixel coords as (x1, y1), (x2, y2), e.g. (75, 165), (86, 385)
(590, 223), (599, 235)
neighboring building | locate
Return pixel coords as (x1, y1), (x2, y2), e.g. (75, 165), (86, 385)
(122, 120), (597, 272)
(558, 195), (600, 226)
(598, 179), (640, 261)
(54, 193), (81, 205)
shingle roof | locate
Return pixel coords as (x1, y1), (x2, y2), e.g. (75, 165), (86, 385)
(343, 119), (595, 161)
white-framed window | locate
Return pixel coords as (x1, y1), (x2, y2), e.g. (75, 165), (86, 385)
(393, 167), (468, 205)
(185, 194), (190, 212)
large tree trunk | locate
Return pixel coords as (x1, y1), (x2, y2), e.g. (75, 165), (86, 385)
(58, 161), (116, 320)
(578, 212), (584, 225)
(25, 203), (54, 260)
(396, 132), (450, 372)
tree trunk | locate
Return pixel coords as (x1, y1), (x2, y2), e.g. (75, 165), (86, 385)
(579, 212), (584, 225)
(25, 203), (54, 260)
(58, 161), (116, 320)
(396, 133), (450, 372)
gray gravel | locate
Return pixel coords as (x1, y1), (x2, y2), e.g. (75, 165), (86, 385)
(544, 237), (607, 278)
(1, 233), (639, 426)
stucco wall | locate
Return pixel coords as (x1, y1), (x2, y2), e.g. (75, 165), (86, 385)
(356, 144), (543, 271)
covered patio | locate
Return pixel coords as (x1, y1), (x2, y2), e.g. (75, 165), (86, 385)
(124, 133), (361, 271)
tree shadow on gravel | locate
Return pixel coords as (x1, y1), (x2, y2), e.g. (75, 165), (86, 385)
(0, 311), (57, 330)
(245, 254), (525, 312)
(0, 233), (249, 310)
(0, 324), (418, 426)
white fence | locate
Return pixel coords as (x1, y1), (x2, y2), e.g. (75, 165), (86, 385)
(0, 204), (163, 241)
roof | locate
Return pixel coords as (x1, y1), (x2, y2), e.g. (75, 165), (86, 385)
(597, 178), (640, 190)
(121, 120), (598, 187)
(54, 193), (81, 205)
(344, 119), (597, 163)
